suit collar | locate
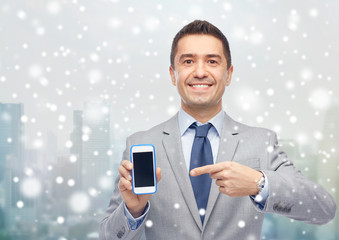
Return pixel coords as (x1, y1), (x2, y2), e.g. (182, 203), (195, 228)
(162, 114), (203, 230)
(203, 112), (241, 227)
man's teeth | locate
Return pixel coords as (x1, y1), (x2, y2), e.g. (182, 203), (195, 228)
(192, 84), (209, 88)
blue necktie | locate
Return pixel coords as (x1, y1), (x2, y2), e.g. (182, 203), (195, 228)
(189, 123), (213, 224)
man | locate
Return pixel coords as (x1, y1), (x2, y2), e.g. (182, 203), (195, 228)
(100, 20), (336, 240)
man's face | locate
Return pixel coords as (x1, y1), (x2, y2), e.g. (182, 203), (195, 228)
(169, 34), (233, 112)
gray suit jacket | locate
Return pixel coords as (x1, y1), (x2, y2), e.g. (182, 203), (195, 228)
(100, 112), (336, 240)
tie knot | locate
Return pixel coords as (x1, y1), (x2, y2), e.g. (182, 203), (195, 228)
(191, 123), (212, 137)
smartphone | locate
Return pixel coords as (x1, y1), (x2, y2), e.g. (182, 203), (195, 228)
(130, 144), (157, 195)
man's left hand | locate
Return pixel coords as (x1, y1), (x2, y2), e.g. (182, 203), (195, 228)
(190, 161), (263, 197)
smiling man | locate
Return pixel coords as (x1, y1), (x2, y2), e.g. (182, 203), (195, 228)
(100, 20), (336, 240)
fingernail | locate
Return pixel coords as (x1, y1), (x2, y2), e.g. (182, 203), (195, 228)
(190, 170), (195, 176)
(128, 175), (131, 180)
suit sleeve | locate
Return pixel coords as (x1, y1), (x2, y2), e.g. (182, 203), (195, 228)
(99, 137), (147, 240)
(254, 131), (337, 225)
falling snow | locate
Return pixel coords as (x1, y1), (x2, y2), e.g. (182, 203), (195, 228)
(0, 0), (338, 239)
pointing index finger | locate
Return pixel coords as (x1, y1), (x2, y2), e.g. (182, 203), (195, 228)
(190, 163), (223, 177)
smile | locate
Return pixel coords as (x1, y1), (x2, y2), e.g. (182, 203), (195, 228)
(189, 84), (212, 88)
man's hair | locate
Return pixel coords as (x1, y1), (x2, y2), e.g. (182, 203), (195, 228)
(170, 20), (232, 70)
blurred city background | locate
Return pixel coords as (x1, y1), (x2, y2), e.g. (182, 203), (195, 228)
(0, 0), (338, 239)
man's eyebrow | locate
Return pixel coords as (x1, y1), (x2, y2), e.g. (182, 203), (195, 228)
(206, 54), (222, 60)
(178, 54), (223, 62)
(178, 54), (195, 62)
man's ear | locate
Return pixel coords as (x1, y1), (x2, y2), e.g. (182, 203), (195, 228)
(169, 66), (176, 86)
(225, 65), (233, 86)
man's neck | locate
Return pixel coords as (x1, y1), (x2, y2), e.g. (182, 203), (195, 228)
(182, 103), (222, 124)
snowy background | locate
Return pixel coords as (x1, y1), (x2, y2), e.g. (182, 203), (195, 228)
(0, 0), (338, 239)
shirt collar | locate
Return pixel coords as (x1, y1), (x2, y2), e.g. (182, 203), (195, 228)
(178, 108), (224, 136)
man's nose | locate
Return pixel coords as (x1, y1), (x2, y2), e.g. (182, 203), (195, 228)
(193, 62), (208, 79)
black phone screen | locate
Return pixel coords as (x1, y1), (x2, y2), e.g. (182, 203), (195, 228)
(133, 151), (155, 187)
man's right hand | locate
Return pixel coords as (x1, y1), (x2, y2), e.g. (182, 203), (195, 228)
(118, 160), (162, 218)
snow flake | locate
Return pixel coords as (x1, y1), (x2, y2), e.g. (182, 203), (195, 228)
(223, 2), (232, 12)
(69, 192), (90, 213)
(267, 146), (274, 153)
(57, 216), (64, 224)
(17, 10), (27, 20)
(300, 68), (313, 80)
(285, 81), (295, 90)
(49, 104), (58, 112)
(65, 140), (73, 148)
(36, 27), (46, 36)
(89, 53), (99, 62)
(21, 177), (42, 198)
(56, 176), (64, 184)
(99, 176), (112, 190)
(70, 155), (77, 163)
(58, 115), (66, 122)
(17, 201), (24, 208)
(47, 1), (61, 15)
(309, 89), (331, 109)
(266, 88), (274, 96)
(256, 116), (264, 123)
(249, 31), (263, 45)
(313, 131), (323, 140)
(288, 10), (300, 31)
(146, 220), (153, 228)
(108, 17), (121, 29)
(289, 115), (297, 123)
(309, 8), (319, 18)
(88, 188), (98, 197)
(254, 195), (263, 202)
(199, 208), (206, 216)
(79, 6), (86, 12)
(167, 106), (177, 116)
(132, 26), (141, 35)
(238, 220), (246, 228)
(33, 139), (43, 148)
(67, 179), (75, 187)
(144, 17), (160, 31)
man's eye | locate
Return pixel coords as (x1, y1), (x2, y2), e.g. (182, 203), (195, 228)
(184, 60), (193, 64)
(209, 60), (217, 64)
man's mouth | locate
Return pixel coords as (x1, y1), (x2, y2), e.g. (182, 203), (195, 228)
(189, 84), (212, 88)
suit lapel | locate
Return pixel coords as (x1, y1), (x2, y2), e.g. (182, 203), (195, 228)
(162, 114), (203, 230)
(203, 112), (240, 227)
